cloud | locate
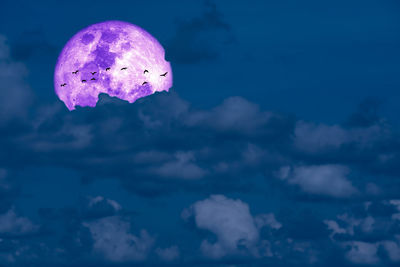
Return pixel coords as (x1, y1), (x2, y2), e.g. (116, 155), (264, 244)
(0, 208), (37, 236)
(0, 92), (293, 197)
(293, 120), (389, 154)
(254, 213), (282, 230)
(83, 216), (154, 262)
(82, 196), (122, 219)
(324, 200), (400, 265)
(324, 213), (376, 239)
(156, 246), (180, 262)
(389, 200), (400, 221)
(184, 195), (280, 259)
(0, 34), (33, 123)
(277, 165), (358, 198)
(153, 151), (206, 180)
(294, 121), (349, 153)
(167, 0), (234, 63)
(10, 28), (58, 61)
(345, 241), (380, 265)
(185, 96), (273, 135)
(345, 98), (382, 128)
(381, 239), (400, 262)
(1, 88), (396, 201)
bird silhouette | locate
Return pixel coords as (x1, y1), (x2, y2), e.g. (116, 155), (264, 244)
(142, 81), (148, 85)
(160, 72), (168, 77)
(106, 67), (111, 71)
(144, 69), (149, 74)
(91, 78), (96, 81)
(91, 72), (97, 75)
(60, 83), (67, 87)
(121, 67), (128, 70)
(81, 79), (87, 83)
(72, 70), (79, 74)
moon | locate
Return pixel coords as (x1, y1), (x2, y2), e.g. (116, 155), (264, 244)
(54, 21), (172, 110)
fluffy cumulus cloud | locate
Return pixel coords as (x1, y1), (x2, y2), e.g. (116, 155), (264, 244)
(345, 241), (380, 265)
(0, 208), (37, 236)
(277, 165), (358, 198)
(83, 216), (154, 262)
(184, 195), (281, 259)
(75, 196), (156, 263)
(324, 200), (400, 265)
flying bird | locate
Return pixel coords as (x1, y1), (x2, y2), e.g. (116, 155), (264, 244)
(81, 79), (87, 83)
(142, 81), (148, 85)
(60, 83), (67, 87)
(160, 72), (168, 77)
(106, 67), (111, 71)
(72, 70), (79, 74)
(144, 69), (149, 74)
(121, 67), (128, 70)
(91, 78), (96, 81)
(91, 72), (97, 75)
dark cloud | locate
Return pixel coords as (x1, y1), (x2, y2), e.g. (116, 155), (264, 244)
(10, 29), (58, 61)
(345, 98), (383, 128)
(166, 0), (234, 64)
(0, 82), (398, 203)
(0, 35), (33, 123)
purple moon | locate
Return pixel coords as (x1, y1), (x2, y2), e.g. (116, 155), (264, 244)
(54, 21), (173, 110)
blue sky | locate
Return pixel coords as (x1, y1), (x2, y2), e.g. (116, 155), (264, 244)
(0, 0), (400, 266)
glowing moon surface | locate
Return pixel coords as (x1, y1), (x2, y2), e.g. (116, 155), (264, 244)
(54, 21), (172, 110)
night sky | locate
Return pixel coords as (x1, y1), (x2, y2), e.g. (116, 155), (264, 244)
(1, 0), (400, 266)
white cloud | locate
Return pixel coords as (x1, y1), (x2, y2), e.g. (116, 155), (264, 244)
(294, 121), (349, 153)
(390, 200), (400, 221)
(278, 165), (357, 198)
(255, 213), (282, 230)
(325, 202), (400, 265)
(0, 208), (37, 235)
(381, 240), (400, 262)
(154, 151), (206, 179)
(156, 246), (180, 262)
(324, 220), (346, 239)
(185, 97), (271, 134)
(83, 216), (154, 262)
(88, 196), (121, 212)
(185, 195), (280, 259)
(325, 213), (375, 239)
(344, 239), (400, 265)
(294, 121), (388, 154)
(345, 241), (380, 265)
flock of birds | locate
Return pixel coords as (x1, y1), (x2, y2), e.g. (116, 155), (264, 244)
(60, 67), (168, 87)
